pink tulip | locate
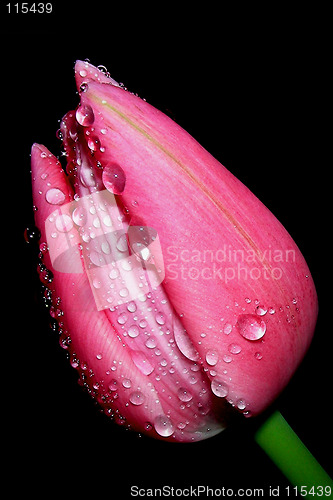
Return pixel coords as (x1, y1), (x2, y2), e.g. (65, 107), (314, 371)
(30, 60), (318, 442)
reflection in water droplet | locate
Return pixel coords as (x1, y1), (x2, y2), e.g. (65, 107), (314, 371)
(128, 325), (140, 338)
(223, 323), (232, 335)
(228, 343), (242, 354)
(205, 350), (219, 366)
(255, 305), (267, 316)
(211, 380), (229, 398)
(108, 379), (118, 391)
(122, 378), (132, 388)
(76, 104), (95, 126)
(102, 162), (126, 195)
(177, 387), (193, 402)
(154, 414), (174, 437)
(45, 188), (66, 205)
(174, 327), (198, 361)
(72, 206), (87, 226)
(55, 214), (73, 232)
(236, 314), (266, 341)
(131, 351), (154, 375)
(129, 391), (145, 406)
(155, 312), (165, 325)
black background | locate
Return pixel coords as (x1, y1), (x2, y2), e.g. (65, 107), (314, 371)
(3, 4), (331, 498)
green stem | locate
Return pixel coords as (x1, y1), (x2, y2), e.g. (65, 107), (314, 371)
(255, 411), (333, 493)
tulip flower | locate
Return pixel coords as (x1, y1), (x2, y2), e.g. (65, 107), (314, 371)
(30, 60), (319, 446)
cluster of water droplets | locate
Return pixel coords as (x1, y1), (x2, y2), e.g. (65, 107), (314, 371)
(198, 294), (300, 416)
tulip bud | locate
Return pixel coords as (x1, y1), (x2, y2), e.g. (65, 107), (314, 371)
(30, 61), (317, 442)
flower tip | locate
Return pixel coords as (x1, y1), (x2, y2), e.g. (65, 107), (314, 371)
(74, 60), (120, 91)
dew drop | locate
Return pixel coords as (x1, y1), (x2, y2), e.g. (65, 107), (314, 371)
(72, 206), (87, 226)
(122, 378), (132, 389)
(102, 162), (126, 195)
(108, 379), (118, 391)
(117, 313), (128, 325)
(211, 380), (229, 398)
(127, 301), (137, 313)
(55, 214), (73, 233)
(255, 305), (267, 316)
(205, 350), (219, 366)
(177, 387), (193, 402)
(131, 351), (154, 375)
(174, 327), (199, 361)
(129, 391), (145, 406)
(154, 415), (174, 437)
(254, 352), (263, 360)
(223, 323), (232, 335)
(128, 325), (140, 338)
(76, 104), (95, 127)
(155, 312), (166, 325)
(145, 337), (157, 349)
(236, 314), (266, 341)
(116, 234), (129, 253)
(236, 399), (246, 410)
(45, 188), (66, 205)
(228, 343), (242, 354)
(24, 225), (41, 244)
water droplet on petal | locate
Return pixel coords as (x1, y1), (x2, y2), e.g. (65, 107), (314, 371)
(205, 350), (219, 366)
(129, 391), (145, 406)
(174, 327), (199, 361)
(45, 188), (66, 205)
(122, 378), (132, 388)
(223, 323), (232, 335)
(108, 379), (118, 391)
(131, 351), (154, 375)
(177, 387), (193, 402)
(154, 415), (174, 437)
(211, 380), (229, 398)
(145, 337), (157, 349)
(55, 214), (73, 232)
(155, 312), (166, 325)
(228, 343), (242, 354)
(236, 399), (246, 410)
(128, 325), (140, 338)
(76, 104), (95, 126)
(72, 206), (87, 226)
(102, 162), (126, 194)
(236, 314), (266, 341)
(255, 305), (267, 316)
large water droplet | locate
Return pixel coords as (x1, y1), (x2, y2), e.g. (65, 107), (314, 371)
(131, 351), (154, 375)
(174, 326), (199, 361)
(24, 225), (41, 244)
(128, 325), (140, 338)
(236, 314), (266, 341)
(55, 214), (73, 232)
(76, 104), (95, 126)
(155, 312), (166, 325)
(154, 415), (174, 437)
(45, 188), (66, 205)
(205, 350), (219, 366)
(129, 391), (145, 406)
(228, 343), (242, 354)
(211, 380), (229, 398)
(102, 162), (126, 195)
(177, 387), (193, 402)
(72, 206), (87, 226)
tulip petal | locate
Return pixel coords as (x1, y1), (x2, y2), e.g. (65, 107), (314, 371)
(31, 143), (233, 441)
